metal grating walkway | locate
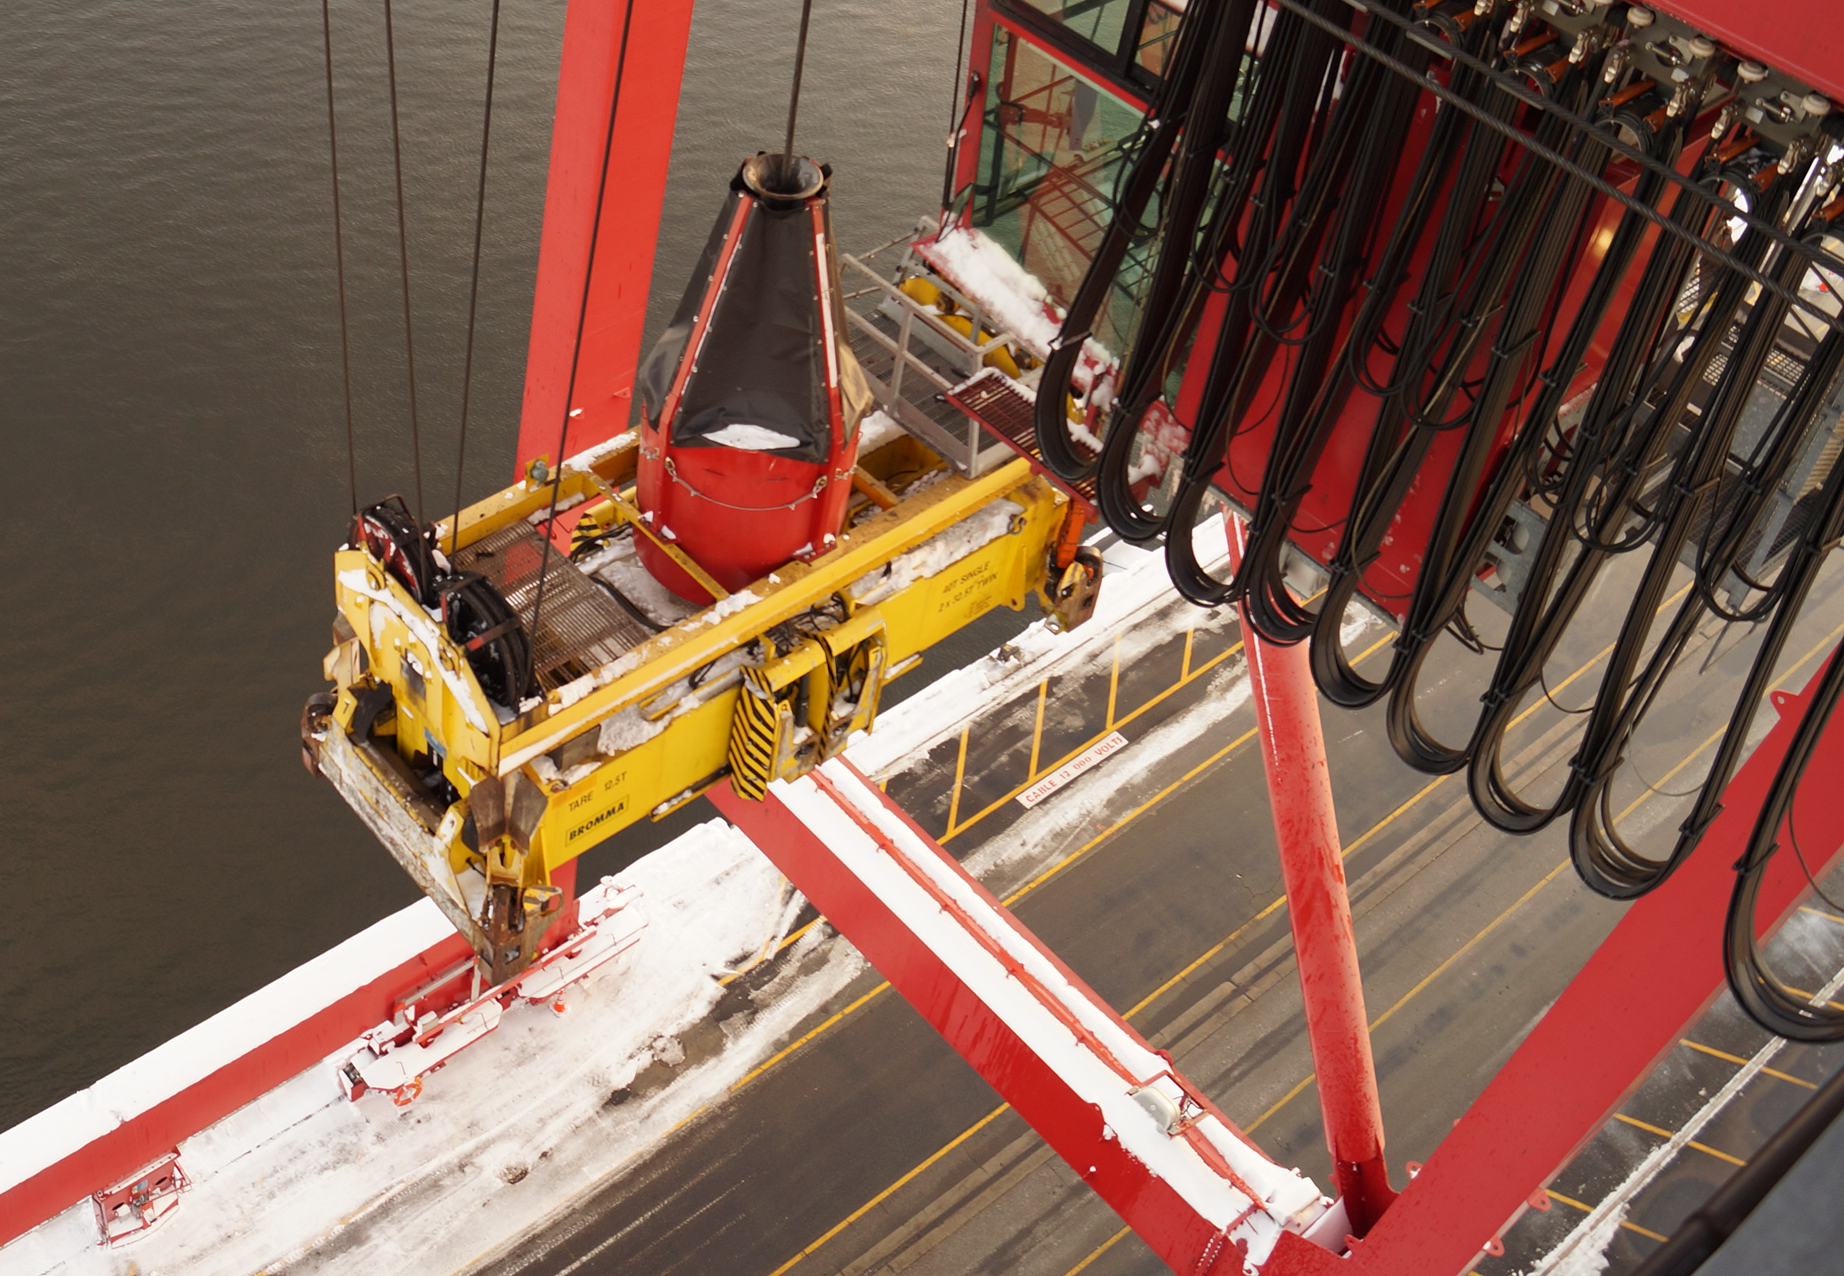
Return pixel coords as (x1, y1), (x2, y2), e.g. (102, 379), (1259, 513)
(454, 521), (652, 693)
(948, 368), (1099, 517)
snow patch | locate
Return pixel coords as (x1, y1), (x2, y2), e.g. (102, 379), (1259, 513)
(702, 423), (803, 452)
(848, 501), (1016, 607)
(857, 408), (907, 455)
(920, 226), (1114, 371)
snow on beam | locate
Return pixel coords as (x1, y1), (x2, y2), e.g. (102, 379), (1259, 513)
(0, 899), (470, 1249)
(712, 760), (1341, 1275)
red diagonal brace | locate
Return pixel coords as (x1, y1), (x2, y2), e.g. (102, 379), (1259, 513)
(1228, 516), (1395, 1235)
(712, 760), (1344, 1275)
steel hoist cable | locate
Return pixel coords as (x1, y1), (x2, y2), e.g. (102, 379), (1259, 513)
(381, 0), (427, 529)
(321, 0), (359, 517)
(450, 0), (504, 557)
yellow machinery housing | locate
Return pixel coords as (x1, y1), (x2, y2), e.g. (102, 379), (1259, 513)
(304, 424), (1088, 981)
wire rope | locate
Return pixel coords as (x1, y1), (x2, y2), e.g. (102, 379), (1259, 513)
(321, 0), (359, 516)
(381, 0), (427, 529)
(450, 0), (504, 556)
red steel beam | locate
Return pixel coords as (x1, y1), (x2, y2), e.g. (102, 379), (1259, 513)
(1227, 517), (1395, 1236)
(1659, 0), (1844, 105)
(711, 759), (1346, 1275)
(0, 924), (471, 1248)
(1348, 653), (1844, 1275)
(515, 0), (694, 477)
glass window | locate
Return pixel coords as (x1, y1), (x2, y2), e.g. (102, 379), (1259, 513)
(971, 26), (1159, 354)
(1012, 0), (1140, 61)
(1135, 1), (1183, 76)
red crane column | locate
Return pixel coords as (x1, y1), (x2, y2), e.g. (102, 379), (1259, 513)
(515, 0), (695, 476)
(1227, 515), (1395, 1235)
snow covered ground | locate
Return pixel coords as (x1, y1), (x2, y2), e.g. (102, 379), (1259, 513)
(1, 519), (1281, 1276)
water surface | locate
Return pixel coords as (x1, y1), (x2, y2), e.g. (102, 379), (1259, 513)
(1, 0), (967, 1130)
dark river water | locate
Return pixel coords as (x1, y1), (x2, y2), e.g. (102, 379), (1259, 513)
(1, 0), (968, 1131)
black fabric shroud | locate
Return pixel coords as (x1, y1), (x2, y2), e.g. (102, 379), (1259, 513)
(637, 179), (832, 464)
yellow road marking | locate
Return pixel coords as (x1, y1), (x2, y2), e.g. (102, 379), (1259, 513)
(1067, 1226), (1131, 1274)
(732, 985), (891, 1092)
(749, 592), (1838, 1274)
(1612, 1113), (1746, 1166)
(1801, 905), (1844, 927)
(1249, 856), (1575, 1132)
(1679, 1039), (1817, 1089)
(761, 1104), (1011, 1276)
(1545, 1190), (1668, 1242)
(945, 726), (970, 836)
(1029, 679), (1048, 780)
(942, 635), (1245, 842)
(1106, 632), (1121, 729)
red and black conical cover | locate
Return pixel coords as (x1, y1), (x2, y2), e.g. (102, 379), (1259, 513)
(634, 153), (872, 603)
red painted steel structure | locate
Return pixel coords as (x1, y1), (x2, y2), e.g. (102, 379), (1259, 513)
(0, 927), (473, 1249)
(1227, 516), (1395, 1236)
(1663, 0), (1844, 104)
(515, 0), (696, 476)
(711, 760), (1347, 1276)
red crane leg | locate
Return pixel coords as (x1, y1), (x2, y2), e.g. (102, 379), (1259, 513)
(1349, 655), (1844, 1276)
(1226, 516), (1395, 1236)
(515, 0), (694, 477)
(712, 760), (1344, 1275)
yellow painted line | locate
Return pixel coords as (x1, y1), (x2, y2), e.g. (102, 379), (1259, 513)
(1121, 889), (1288, 1021)
(1251, 856), (1575, 1131)
(725, 726), (1265, 1089)
(1000, 726), (1260, 907)
(1371, 858), (1575, 1032)
(1106, 633), (1122, 729)
(1248, 1073), (1318, 1134)
(1181, 626), (1195, 681)
(945, 725), (969, 836)
(1800, 905), (1844, 927)
(1029, 679), (1048, 780)
(1614, 617), (1844, 825)
(1340, 775), (1447, 862)
(1612, 1113), (1746, 1166)
(1679, 1039), (1818, 1089)
(1545, 1190), (1668, 1242)
(761, 1104), (1011, 1276)
(1066, 1226), (1131, 1275)
(1780, 986), (1844, 1011)
(732, 985), (892, 1091)
(941, 633), (1246, 843)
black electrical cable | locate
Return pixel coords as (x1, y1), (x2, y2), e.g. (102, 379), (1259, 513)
(1280, 0), (1844, 336)
(381, 0), (427, 530)
(1023, 0), (1844, 1039)
(321, 0), (359, 518)
(1566, 170), (1820, 897)
(450, 0), (503, 557)
(1724, 639), (1844, 1042)
(1094, 0), (1263, 543)
(591, 576), (667, 633)
(1158, 0), (1366, 608)
(1032, 0), (1231, 481)
(1467, 153), (1736, 834)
